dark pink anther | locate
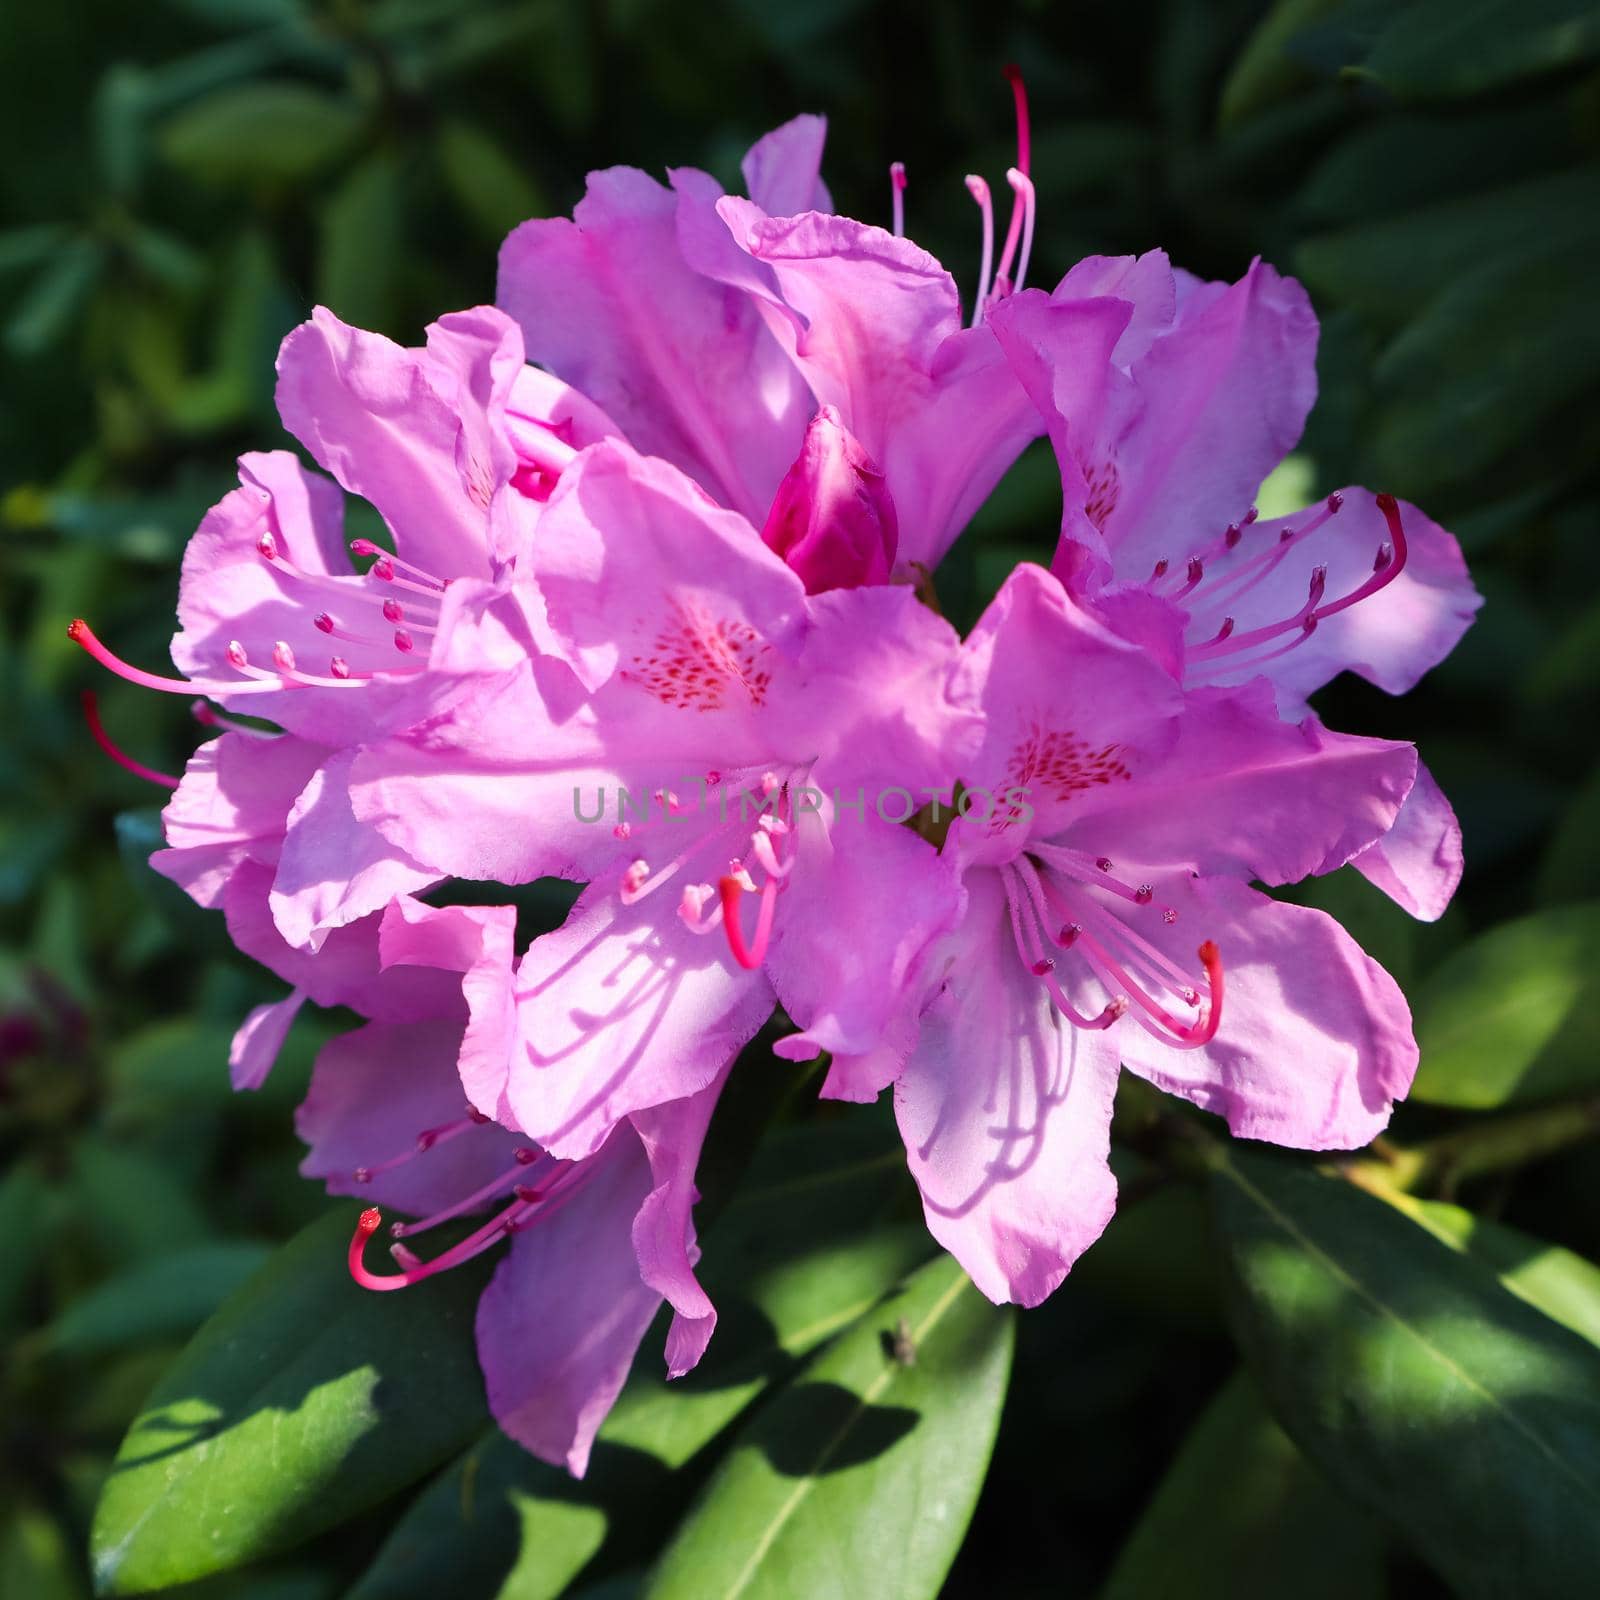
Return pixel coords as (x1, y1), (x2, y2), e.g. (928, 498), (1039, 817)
(1031, 957), (1056, 976)
(314, 612), (334, 633)
(372, 557), (395, 582)
(272, 640), (296, 672)
(330, 656), (351, 679)
(1134, 885), (1154, 904)
(393, 629), (414, 654)
(1058, 923), (1082, 948)
(382, 599), (404, 624)
(1096, 857), (1113, 873)
(226, 640), (249, 668)
(257, 533), (278, 561)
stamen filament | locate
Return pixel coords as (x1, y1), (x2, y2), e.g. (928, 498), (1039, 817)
(890, 161), (907, 238)
(80, 690), (180, 788)
(965, 175), (995, 328)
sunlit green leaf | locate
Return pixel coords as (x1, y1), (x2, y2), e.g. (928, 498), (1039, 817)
(159, 82), (362, 186)
(1412, 901), (1600, 1107)
(90, 1209), (490, 1594)
(646, 1252), (1013, 1600)
(1212, 1148), (1600, 1599)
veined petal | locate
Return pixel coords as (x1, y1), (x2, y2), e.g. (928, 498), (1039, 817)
(1115, 875), (1417, 1150)
(894, 871), (1121, 1307)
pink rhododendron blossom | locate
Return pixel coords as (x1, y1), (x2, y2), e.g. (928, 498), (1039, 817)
(498, 83), (1112, 587)
(70, 70), (1483, 1475)
(834, 565), (1420, 1306)
(986, 259), (1482, 923)
(347, 437), (979, 1158)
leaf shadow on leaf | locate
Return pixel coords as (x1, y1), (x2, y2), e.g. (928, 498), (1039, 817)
(752, 1380), (920, 1477)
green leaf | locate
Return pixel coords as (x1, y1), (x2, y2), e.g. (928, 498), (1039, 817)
(4, 238), (105, 357)
(1371, 247), (1600, 493)
(0, 1500), (86, 1600)
(1538, 766), (1600, 906)
(1211, 1148), (1600, 1599)
(436, 119), (546, 243)
(1362, 0), (1600, 99)
(75, 1135), (215, 1262)
(159, 82), (362, 186)
(90, 1208), (490, 1594)
(1296, 168), (1600, 326)
(317, 152), (404, 333)
(43, 1243), (272, 1358)
(348, 1122), (927, 1600)
(1217, 0), (1346, 127)
(645, 1252), (1013, 1600)
(1395, 1196), (1600, 1349)
(1103, 1372), (1384, 1600)
(1411, 901), (1600, 1107)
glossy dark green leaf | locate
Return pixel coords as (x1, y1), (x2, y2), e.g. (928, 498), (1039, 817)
(646, 1252), (1013, 1600)
(75, 1135), (215, 1262)
(1103, 1372), (1384, 1600)
(1371, 247), (1599, 491)
(0, 1159), (49, 1337)
(44, 1243), (271, 1358)
(1211, 1148), (1600, 1598)
(4, 238), (105, 357)
(1411, 901), (1600, 1107)
(159, 82), (361, 186)
(1362, 0), (1600, 99)
(1296, 169), (1600, 325)
(90, 1208), (490, 1595)
(348, 1122), (928, 1600)
(1398, 1196), (1600, 1349)
(1216, 0), (1344, 127)
(0, 1499), (85, 1600)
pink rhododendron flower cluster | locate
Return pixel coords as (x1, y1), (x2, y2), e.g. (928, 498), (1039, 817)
(73, 81), (1480, 1475)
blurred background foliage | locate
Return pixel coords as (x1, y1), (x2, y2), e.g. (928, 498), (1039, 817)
(3, 0), (1600, 1596)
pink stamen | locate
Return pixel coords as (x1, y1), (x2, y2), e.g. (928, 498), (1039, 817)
(69, 619), (296, 698)
(349, 540), (448, 591)
(992, 65), (1033, 290)
(1001, 169), (1036, 294)
(964, 175), (995, 327)
(348, 1201), (528, 1292)
(80, 690), (180, 789)
(890, 161), (907, 238)
(719, 873), (778, 970)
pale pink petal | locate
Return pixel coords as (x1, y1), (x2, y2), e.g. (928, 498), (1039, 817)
(1184, 492), (1482, 709)
(152, 732), (322, 909)
(1058, 681), (1418, 888)
(1115, 874), (1417, 1149)
(740, 114), (832, 216)
(274, 306), (517, 581)
(463, 883), (773, 1160)
(497, 167), (809, 524)
(893, 871), (1122, 1306)
(270, 749), (438, 951)
(476, 1126), (661, 1476)
(1350, 758), (1462, 922)
(296, 1017), (521, 1213)
(228, 987), (306, 1090)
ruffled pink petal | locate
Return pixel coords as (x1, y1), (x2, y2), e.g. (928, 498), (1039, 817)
(893, 871), (1122, 1306)
(228, 987), (306, 1091)
(1115, 874), (1417, 1150)
(527, 439), (807, 697)
(497, 167), (810, 525)
(630, 1070), (728, 1377)
(270, 748), (438, 951)
(1080, 260), (1319, 586)
(740, 114), (832, 216)
(475, 1125), (661, 1476)
(152, 732), (322, 910)
(1350, 758), (1463, 922)
(1058, 681), (1417, 888)
(274, 306), (518, 582)
(948, 564), (1182, 856)
(461, 883), (773, 1161)
(1052, 250), (1177, 365)
(296, 1016), (521, 1213)
(1182, 492), (1482, 710)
